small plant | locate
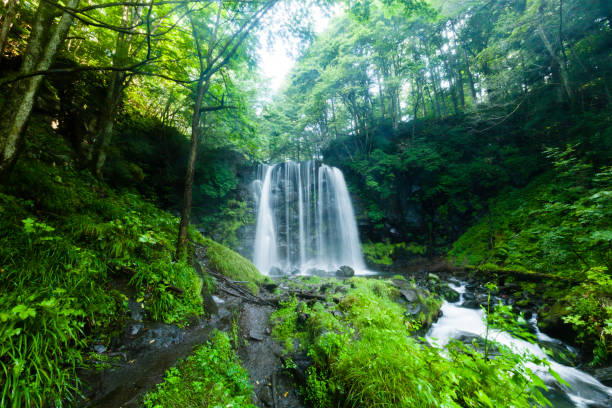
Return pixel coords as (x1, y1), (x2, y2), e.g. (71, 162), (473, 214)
(143, 331), (255, 408)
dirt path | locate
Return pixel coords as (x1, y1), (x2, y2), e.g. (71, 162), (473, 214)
(81, 276), (305, 408)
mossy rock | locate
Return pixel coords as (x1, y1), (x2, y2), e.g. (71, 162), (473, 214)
(200, 237), (270, 294)
(538, 301), (574, 343)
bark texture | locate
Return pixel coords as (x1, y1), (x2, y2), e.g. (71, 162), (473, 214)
(0, 0), (79, 179)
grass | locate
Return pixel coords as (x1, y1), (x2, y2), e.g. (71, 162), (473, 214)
(201, 237), (269, 294)
(142, 330), (255, 408)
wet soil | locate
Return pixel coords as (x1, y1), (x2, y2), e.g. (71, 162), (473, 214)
(237, 300), (306, 408)
(80, 276), (306, 408)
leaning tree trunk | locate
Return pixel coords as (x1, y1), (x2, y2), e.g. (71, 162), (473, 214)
(92, 73), (126, 178)
(0, 0), (79, 179)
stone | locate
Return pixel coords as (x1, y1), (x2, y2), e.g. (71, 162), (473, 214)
(269, 266), (284, 276)
(400, 289), (419, 303)
(440, 285), (460, 303)
(94, 344), (107, 354)
(592, 366), (612, 387)
(259, 385), (273, 407)
(427, 273), (441, 283)
(405, 303), (421, 316)
(249, 330), (265, 341)
(336, 265), (355, 277)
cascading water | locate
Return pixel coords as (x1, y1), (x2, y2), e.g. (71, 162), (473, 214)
(427, 283), (612, 407)
(252, 160), (366, 276)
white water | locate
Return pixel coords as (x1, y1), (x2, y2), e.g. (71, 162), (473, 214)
(252, 161), (366, 276)
(427, 283), (612, 407)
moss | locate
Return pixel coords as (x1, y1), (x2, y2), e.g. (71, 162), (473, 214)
(201, 237), (269, 294)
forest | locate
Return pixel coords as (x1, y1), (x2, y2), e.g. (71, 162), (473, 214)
(0, 0), (611, 407)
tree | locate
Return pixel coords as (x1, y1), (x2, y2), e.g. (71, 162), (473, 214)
(0, 0), (79, 179)
(175, 0), (279, 258)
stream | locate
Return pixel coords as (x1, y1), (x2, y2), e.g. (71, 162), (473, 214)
(427, 282), (612, 408)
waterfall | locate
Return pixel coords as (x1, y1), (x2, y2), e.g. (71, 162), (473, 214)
(252, 160), (366, 276)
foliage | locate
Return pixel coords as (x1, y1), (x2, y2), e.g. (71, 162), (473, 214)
(450, 147), (612, 363)
(271, 277), (552, 407)
(143, 330), (255, 408)
(362, 240), (425, 265)
(201, 237), (270, 294)
(0, 123), (205, 404)
(561, 267), (612, 366)
(0, 289), (85, 408)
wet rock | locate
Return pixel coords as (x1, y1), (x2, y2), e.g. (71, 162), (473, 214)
(249, 330), (265, 342)
(461, 299), (480, 309)
(539, 340), (577, 366)
(538, 301), (574, 343)
(128, 299), (144, 321)
(307, 268), (328, 277)
(439, 285), (460, 302)
(127, 323), (184, 351)
(405, 303), (421, 316)
(592, 366), (612, 387)
(427, 273), (441, 283)
(259, 384), (273, 407)
(128, 323), (144, 336)
(336, 265), (355, 277)
(400, 289), (419, 303)
(94, 344), (107, 354)
(269, 267), (284, 276)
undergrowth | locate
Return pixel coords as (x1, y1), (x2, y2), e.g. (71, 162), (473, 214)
(271, 277), (553, 407)
(449, 146), (612, 363)
(142, 330), (255, 408)
(0, 122), (205, 405)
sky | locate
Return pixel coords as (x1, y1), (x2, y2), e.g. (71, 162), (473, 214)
(257, 5), (340, 95)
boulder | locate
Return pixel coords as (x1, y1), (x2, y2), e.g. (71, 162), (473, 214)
(336, 265), (355, 277)
(439, 284), (460, 303)
(269, 266), (284, 276)
(400, 288), (419, 303)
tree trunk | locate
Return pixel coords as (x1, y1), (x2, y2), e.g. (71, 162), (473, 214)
(176, 77), (208, 259)
(537, 24), (572, 103)
(93, 71), (126, 178)
(0, 0), (18, 56)
(463, 48), (477, 102)
(92, 5), (133, 178)
(0, 0), (79, 179)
